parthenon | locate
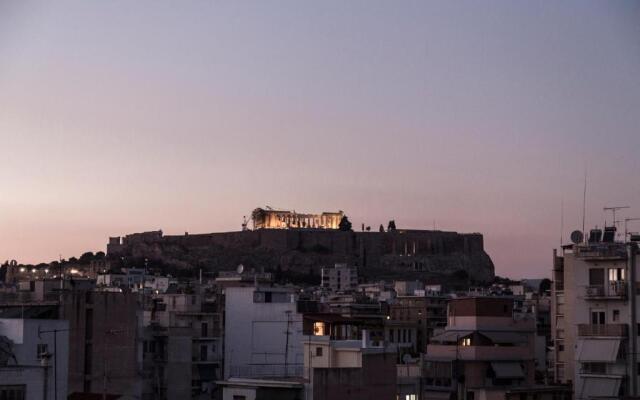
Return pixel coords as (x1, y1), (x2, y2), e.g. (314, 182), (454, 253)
(251, 207), (344, 229)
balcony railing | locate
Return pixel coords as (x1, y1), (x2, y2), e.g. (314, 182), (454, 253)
(584, 282), (627, 299)
(577, 324), (628, 337)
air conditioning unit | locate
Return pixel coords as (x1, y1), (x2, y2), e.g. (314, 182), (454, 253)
(253, 292), (265, 303)
(586, 287), (602, 297)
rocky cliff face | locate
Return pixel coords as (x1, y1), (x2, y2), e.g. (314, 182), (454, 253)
(107, 229), (495, 283)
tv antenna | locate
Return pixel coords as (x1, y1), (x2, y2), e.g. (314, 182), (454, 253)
(604, 206), (629, 227)
(625, 217), (640, 242)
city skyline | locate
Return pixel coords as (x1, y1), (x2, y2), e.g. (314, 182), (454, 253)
(1, 1), (639, 278)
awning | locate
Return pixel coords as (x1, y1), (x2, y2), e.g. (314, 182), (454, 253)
(579, 377), (622, 399)
(480, 331), (528, 344)
(576, 339), (620, 362)
(423, 391), (452, 400)
(430, 331), (472, 343)
(490, 362), (525, 379)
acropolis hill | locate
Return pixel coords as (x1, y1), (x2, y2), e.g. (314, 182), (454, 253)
(106, 210), (495, 282)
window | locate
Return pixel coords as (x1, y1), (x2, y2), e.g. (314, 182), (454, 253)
(201, 322), (208, 338)
(0, 385), (26, 400)
(37, 343), (48, 359)
(233, 396), (246, 400)
(313, 322), (326, 336)
(85, 309), (93, 340)
(613, 310), (620, 322)
(609, 268), (625, 282)
(461, 337), (471, 346)
(591, 310), (605, 325)
(316, 347), (323, 356)
(589, 269), (605, 285)
(200, 345), (207, 361)
(582, 362), (606, 374)
(389, 329), (394, 343)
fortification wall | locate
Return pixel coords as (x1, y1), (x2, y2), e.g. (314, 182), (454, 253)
(107, 228), (494, 282)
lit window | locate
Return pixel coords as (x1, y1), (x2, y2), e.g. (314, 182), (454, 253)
(313, 322), (326, 336)
(461, 337), (471, 346)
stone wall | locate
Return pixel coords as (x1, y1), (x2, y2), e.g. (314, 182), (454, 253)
(106, 229), (495, 282)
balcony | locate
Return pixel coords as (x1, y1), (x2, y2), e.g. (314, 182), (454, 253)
(575, 244), (627, 260)
(426, 344), (531, 361)
(578, 324), (628, 337)
(584, 282), (626, 300)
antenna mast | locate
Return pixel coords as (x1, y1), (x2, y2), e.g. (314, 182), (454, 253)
(560, 199), (564, 246)
(581, 171), (587, 238)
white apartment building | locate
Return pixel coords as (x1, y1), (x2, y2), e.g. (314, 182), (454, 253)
(552, 227), (639, 400)
(223, 286), (304, 379)
(0, 318), (69, 400)
(321, 263), (358, 293)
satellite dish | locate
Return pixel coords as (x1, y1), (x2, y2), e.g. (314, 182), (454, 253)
(570, 230), (584, 244)
(236, 264), (244, 274)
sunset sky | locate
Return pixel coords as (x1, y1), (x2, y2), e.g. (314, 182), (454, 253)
(1, 1), (639, 278)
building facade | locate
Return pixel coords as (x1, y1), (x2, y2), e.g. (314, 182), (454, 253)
(321, 264), (358, 293)
(0, 318), (69, 400)
(224, 286), (305, 379)
(551, 230), (638, 399)
(424, 297), (538, 400)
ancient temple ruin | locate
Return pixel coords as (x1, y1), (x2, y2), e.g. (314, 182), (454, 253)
(251, 207), (344, 230)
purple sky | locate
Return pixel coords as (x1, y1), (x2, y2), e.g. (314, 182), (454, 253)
(1, 1), (639, 278)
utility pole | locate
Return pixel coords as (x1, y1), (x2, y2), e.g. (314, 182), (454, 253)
(284, 311), (292, 377)
(38, 327), (70, 400)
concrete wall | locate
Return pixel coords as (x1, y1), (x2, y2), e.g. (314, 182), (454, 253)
(311, 352), (396, 400)
(166, 334), (192, 400)
(0, 318), (69, 400)
(61, 291), (142, 398)
(224, 287), (304, 379)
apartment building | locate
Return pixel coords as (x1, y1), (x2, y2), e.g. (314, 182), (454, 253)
(223, 286), (304, 379)
(321, 264), (358, 293)
(0, 318), (69, 400)
(143, 292), (223, 399)
(551, 228), (639, 399)
(303, 331), (396, 400)
(424, 297), (539, 400)
(60, 290), (143, 399)
(386, 294), (447, 358)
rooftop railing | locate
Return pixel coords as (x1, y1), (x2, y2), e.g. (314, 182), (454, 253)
(577, 323), (628, 337)
(584, 282), (627, 299)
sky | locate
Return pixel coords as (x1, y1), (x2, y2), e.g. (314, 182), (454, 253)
(0, 1), (639, 278)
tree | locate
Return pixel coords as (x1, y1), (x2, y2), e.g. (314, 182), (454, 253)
(338, 216), (352, 231)
(79, 252), (95, 264)
(539, 278), (551, 294)
(387, 220), (397, 231)
(95, 251), (106, 259)
(379, 224), (384, 232)
(366, 226), (371, 232)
